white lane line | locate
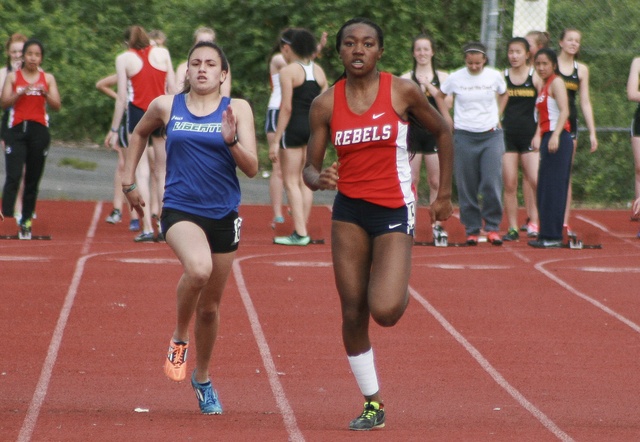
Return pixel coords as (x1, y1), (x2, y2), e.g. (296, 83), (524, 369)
(534, 259), (640, 334)
(0, 255), (49, 262)
(409, 285), (574, 442)
(274, 261), (332, 267)
(576, 214), (640, 248)
(233, 256), (304, 442)
(116, 258), (180, 265)
(418, 264), (512, 270)
(18, 201), (102, 442)
(580, 267), (640, 273)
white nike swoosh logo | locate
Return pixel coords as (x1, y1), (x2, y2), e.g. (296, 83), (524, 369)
(373, 113), (385, 119)
(389, 223), (402, 229)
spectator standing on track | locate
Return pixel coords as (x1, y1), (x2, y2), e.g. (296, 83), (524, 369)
(626, 56), (640, 236)
(271, 28), (328, 246)
(516, 30), (551, 233)
(500, 37), (542, 241)
(528, 48), (573, 249)
(303, 17), (453, 431)
(105, 25), (176, 242)
(557, 28), (597, 236)
(1, 38), (61, 240)
(1, 33), (28, 223)
(95, 73), (140, 231)
(440, 41), (508, 246)
(265, 28), (327, 230)
(121, 41), (258, 414)
(265, 29), (294, 229)
(400, 34), (450, 242)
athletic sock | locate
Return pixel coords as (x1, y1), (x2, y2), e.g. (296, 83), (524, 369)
(348, 348), (379, 397)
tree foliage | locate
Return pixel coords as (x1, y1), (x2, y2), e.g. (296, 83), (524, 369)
(0, 0), (636, 203)
(0, 0), (484, 141)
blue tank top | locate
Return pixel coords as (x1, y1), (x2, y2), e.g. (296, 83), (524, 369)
(164, 94), (240, 218)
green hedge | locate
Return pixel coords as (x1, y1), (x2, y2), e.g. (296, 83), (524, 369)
(2, 0), (638, 205)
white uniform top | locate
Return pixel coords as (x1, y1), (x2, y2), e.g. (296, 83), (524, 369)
(267, 72), (282, 110)
(440, 66), (507, 132)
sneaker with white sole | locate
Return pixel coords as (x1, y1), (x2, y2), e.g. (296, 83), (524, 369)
(18, 219), (32, 240)
(191, 371), (223, 414)
(134, 231), (155, 242)
(502, 228), (519, 241)
(273, 231), (310, 246)
(528, 238), (562, 248)
(105, 209), (122, 224)
(349, 401), (385, 431)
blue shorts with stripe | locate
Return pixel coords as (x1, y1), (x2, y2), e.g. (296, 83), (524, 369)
(331, 192), (415, 238)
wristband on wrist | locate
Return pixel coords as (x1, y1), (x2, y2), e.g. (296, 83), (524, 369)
(122, 183), (137, 194)
(110, 127), (118, 133)
(224, 134), (239, 147)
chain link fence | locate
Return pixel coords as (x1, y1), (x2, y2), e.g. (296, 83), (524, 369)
(483, 0), (639, 204)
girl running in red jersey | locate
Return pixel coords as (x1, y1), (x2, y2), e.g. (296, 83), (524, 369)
(303, 17), (453, 431)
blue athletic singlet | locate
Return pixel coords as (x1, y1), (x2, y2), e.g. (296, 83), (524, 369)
(163, 94), (240, 219)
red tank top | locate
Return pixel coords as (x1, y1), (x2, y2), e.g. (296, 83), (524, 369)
(10, 70), (48, 127)
(535, 74), (571, 134)
(129, 47), (167, 111)
(330, 72), (413, 208)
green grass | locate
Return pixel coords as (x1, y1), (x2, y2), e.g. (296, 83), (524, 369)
(57, 157), (97, 171)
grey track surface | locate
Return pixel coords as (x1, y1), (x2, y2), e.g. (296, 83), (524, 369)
(0, 143), (337, 205)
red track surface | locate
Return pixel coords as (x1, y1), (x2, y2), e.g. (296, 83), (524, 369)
(2, 201), (640, 441)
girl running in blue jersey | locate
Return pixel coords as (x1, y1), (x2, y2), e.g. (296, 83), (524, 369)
(121, 41), (258, 415)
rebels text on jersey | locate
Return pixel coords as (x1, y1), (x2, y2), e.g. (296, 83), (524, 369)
(330, 72), (414, 208)
(333, 124), (392, 146)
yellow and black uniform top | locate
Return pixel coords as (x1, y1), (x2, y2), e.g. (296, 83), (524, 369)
(559, 60), (580, 135)
(502, 67), (537, 137)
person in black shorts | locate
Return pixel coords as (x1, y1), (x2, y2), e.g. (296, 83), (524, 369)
(121, 41), (258, 414)
(500, 37), (542, 241)
(557, 28), (598, 235)
(627, 56), (640, 234)
(303, 18), (453, 431)
(400, 34), (450, 242)
(269, 28), (328, 246)
(95, 73), (140, 230)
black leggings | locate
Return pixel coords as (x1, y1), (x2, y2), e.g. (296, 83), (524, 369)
(2, 121), (50, 220)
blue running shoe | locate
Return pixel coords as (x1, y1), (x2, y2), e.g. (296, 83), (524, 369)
(129, 219), (140, 232)
(191, 371), (223, 415)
